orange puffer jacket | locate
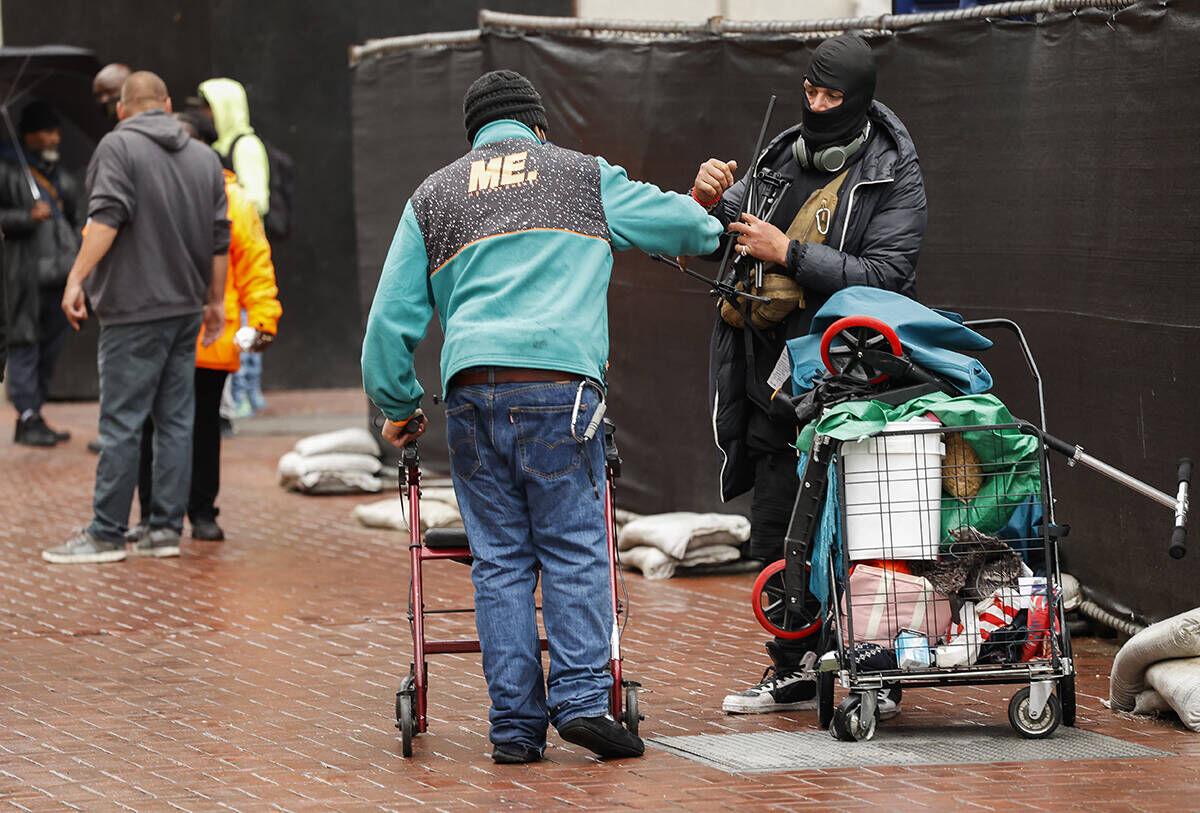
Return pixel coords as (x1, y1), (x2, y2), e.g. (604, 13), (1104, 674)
(196, 170), (282, 371)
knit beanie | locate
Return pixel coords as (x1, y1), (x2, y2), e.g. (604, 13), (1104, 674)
(463, 70), (548, 143)
(19, 100), (60, 135)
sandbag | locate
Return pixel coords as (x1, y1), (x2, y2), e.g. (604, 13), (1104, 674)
(617, 512), (750, 559)
(1133, 688), (1173, 716)
(1143, 657), (1200, 732)
(620, 543), (742, 581)
(1109, 607), (1200, 711)
(278, 451), (383, 494)
(293, 427), (381, 457)
(352, 493), (462, 531)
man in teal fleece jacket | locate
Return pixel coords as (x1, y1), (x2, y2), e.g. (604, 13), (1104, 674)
(362, 71), (721, 764)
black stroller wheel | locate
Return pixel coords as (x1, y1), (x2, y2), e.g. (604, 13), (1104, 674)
(817, 670), (835, 729)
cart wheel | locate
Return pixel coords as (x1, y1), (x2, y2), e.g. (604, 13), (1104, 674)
(751, 559), (823, 640)
(623, 684), (642, 736)
(1008, 687), (1062, 739)
(1059, 673), (1077, 728)
(820, 315), (903, 384)
(817, 670), (835, 729)
(830, 694), (875, 742)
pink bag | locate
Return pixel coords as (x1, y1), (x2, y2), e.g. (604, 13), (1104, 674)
(841, 564), (953, 647)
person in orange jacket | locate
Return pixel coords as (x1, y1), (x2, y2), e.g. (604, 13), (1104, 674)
(134, 111), (281, 543)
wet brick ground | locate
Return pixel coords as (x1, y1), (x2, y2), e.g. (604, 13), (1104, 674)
(1, 390), (1196, 811)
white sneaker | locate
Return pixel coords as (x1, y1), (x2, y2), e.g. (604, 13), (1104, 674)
(876, 688), (901, 721)
(42, 530), (127, 565)
(723, 666), (818, 714)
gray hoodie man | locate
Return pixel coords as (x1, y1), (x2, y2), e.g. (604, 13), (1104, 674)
(43, 71), (230, 566)
(85, 108), (230, 324)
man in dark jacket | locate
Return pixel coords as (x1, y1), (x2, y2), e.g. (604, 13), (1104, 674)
(693, 35), (927, 715)
(1, 101), (83, 446)
(42, 71), (229, 565)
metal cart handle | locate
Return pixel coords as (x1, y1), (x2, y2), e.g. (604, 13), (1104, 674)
(1170, 459), (1192, 559)
(1020, 422), (1191, 559)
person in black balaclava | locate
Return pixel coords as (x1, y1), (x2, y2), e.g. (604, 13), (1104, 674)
(691, 34), (928, 718)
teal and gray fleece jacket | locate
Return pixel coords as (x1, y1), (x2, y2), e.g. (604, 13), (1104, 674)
(362, 120), (723, 422)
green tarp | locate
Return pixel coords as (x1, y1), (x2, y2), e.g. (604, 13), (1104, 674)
(798, 393), (1042, 544)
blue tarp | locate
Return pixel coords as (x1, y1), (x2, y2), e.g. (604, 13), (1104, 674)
(786, 287), (994, 395)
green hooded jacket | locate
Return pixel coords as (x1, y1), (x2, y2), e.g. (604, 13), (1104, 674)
(198, 78), (269, 216)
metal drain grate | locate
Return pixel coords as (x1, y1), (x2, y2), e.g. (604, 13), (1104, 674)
(649, 725), (1171, 773)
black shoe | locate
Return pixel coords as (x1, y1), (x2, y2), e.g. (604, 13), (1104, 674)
(86, 438), (103, 454)
(14, 415), (57, 447)
(491, 742), (544, 764)
(558, 715), (644, 759)
(32, 415), (70, 443)
(190, 515), (225, 541)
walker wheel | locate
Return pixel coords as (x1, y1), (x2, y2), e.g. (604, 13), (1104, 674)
(751, 559), (823, 640)
(623, 683), (642, 736)
(396, 671), (416, 758)
(817, 670), (835, 729)
(830, 693), (876, 742)
(1059, 674), (1077, 728)
(820, 315), (903, 384)
(1008, 687), (1062, 739)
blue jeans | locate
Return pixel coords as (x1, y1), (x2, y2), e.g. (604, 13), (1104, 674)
(446, 381), (612, 749)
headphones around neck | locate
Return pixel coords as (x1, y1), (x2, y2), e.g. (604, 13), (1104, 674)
(792, 121), (871, 174)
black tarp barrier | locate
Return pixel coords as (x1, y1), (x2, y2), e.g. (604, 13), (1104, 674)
(352, 0), (1200, 620)
(1, 0), (569, 398)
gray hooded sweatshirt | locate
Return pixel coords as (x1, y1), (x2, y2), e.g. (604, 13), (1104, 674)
(85, 109), (230, 325)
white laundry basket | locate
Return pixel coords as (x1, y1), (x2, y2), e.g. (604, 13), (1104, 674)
(841, 418), (945, 561)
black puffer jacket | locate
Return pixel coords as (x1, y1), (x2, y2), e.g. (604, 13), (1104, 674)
(0, 155), (83, 345)
(709, 100), (927, 501)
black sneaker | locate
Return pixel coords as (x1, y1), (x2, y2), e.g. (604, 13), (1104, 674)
(491, 742), (544, 764)
(190, 516), (225, 541)
(722, 642), (818, 714)
(558, 715), (644, 759)
(14, 415), (56, 447)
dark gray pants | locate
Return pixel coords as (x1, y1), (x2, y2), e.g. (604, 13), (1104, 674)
(88, 313), (201, 541)
(6, 287), (70, 415)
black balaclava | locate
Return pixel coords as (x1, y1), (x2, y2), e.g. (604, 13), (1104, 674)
(800, 35), (877, 148)
(463, 70), (549, 144)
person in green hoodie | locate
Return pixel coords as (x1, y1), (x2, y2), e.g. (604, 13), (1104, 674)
(197, 77), (270, 417)
(363, 70), (722, 765)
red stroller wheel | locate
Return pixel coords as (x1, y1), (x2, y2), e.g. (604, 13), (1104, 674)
(820, 315), (903, 385)
(751, 559), (823, 640)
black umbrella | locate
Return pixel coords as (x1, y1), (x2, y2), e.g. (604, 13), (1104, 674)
(0, 45), (105, 200)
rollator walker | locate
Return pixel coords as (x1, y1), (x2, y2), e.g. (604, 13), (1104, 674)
(393, 419), (641, 758)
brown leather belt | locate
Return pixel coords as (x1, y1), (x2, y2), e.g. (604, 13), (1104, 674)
(449, 366), (584, 388)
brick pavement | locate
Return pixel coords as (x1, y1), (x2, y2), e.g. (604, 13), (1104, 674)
(1, 390), (1197, 812)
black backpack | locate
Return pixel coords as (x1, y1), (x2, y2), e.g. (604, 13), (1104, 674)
(224, 133), (295, 242)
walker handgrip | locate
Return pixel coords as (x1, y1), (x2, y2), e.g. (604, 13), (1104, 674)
(1179, 458), (1193, 486)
